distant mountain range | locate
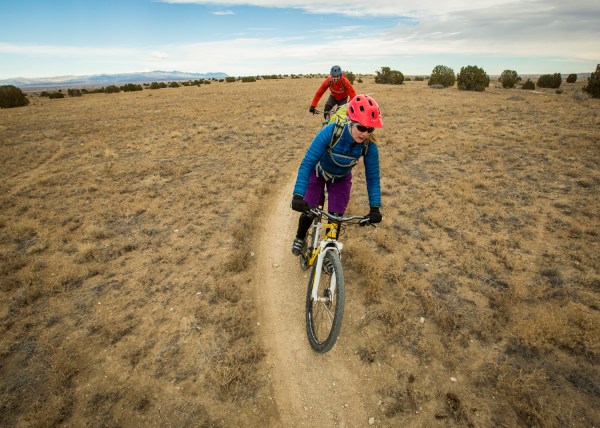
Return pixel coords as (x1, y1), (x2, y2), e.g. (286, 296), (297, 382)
(0, 70), (229, 89)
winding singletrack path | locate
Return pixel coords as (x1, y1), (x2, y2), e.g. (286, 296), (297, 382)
(254, 176), (373, 427)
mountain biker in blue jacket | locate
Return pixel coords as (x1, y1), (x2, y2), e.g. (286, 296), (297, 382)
(291, 94), (383, 255)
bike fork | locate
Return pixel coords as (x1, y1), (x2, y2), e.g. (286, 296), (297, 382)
(311, 246), (340, 301)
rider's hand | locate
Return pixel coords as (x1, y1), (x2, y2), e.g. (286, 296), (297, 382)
(368, 206), (382, 224)
(291, 194), (311, 212)
(309, 106), (316, 114)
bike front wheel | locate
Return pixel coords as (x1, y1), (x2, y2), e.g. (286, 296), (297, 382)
(305, 251), (345, 353)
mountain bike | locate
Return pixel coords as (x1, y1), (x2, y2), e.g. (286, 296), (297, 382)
(313, 107), (339, 127)
(299, 206), (372, 353)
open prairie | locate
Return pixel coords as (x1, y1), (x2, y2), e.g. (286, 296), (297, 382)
(1, 76), (599, 427)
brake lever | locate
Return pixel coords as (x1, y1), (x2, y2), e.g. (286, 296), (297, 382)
(359, 219), (374, 227)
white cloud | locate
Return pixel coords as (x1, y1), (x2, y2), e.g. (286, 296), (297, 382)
(134, 22), (598, 76)
(1, 0), (598, 78)
(154, 0), (600, 64)
(210, 10), (235, 15)
(0, 42), (132, 57)
(151, 51), (169, 59)
(381, 0), (600, 62)
(158, 0), (519, 17)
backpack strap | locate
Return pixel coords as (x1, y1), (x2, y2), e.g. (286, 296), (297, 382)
(325, 121), (369, 167)
(362, 140), (370, 157)
(328, 121), (346, 150)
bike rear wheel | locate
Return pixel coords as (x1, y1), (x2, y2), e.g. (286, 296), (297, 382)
(305, 251), (345, 353)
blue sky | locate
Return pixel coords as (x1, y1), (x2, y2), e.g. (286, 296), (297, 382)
(1, 0), (598, 79)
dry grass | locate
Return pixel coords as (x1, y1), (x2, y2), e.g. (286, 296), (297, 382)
(1, 77), (599, 426)
(343, 79), (599, 426)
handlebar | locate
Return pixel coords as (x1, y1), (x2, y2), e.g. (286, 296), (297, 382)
(307, 207), (373, 227)
(312, 106), (339, 116)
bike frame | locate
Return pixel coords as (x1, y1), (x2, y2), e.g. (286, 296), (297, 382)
(309, 222), (343, 302)
(303, 208), (367, 301)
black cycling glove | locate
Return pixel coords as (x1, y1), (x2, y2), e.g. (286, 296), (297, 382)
(368, 207), (382, 224)
(291, 194), (311, 212)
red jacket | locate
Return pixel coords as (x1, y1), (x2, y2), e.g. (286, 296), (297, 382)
(311, 75), (356, 108)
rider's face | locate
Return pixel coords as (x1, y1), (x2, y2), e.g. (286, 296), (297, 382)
(350, 123), (371, 143)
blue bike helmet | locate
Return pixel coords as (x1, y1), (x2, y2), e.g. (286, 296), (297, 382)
(330, 65), (342, 77)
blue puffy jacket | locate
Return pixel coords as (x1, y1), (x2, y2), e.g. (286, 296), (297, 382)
(293, 123), (381, 207)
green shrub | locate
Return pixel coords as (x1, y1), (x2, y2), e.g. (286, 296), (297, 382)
(168, 81), (180, 88)
(67, 88), (82, 97)
(241, 76), (256, 83)
(457, 65), (490, 91)
(48, 92), (65, 99)
(500, 69), (519, 89)
(357, 78), (363, 84)
(120, 83), (143, 92)
(345, 71), (356, 84)
(104, 85), (120, 93)
(566, 73), (577, 83)
(414, 76), (425, 81)
(225, 77), (236, 83)
(583, 64), (600, 98)
(0, 85), (29, 108)
(537, 73), (562, 89)
(522, 79), (535, 90)
(375, 67), (404, 85)
(149, 82), (161, 90)
(428, 65), (455, 87)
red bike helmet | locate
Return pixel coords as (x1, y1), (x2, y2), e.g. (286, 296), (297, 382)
(347, 94), (383, 128)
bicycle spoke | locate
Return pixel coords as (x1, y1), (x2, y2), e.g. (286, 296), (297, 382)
(312, 279), (336, 341)
(305, 252), (345, 353)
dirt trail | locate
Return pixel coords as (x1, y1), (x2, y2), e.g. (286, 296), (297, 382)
(255, 175), (374, 427)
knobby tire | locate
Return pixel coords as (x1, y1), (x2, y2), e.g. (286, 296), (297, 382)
(305, 251), (345, 353)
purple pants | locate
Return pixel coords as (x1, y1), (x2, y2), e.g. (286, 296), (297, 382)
(304, 171), (353, 214)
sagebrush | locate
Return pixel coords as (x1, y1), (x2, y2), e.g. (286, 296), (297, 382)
(428, 65), (455, 87)
(457, 65), (490, 91)
(0, 85), (29, 108)
(583, 64), (600, 98)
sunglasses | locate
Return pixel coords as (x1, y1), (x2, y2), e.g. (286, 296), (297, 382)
(353, 123), (375, 133)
